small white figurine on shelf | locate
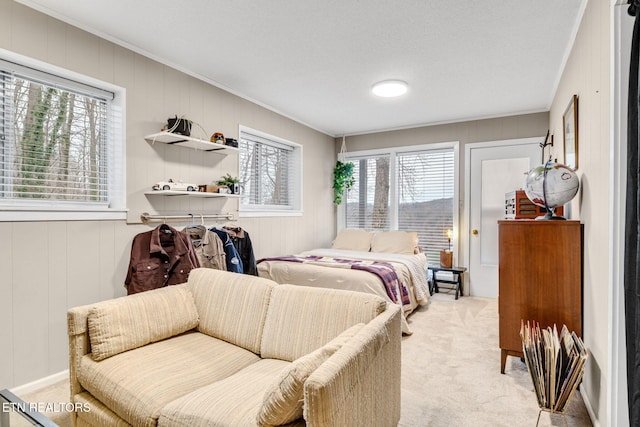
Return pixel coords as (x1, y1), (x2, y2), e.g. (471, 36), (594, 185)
(152, 178), (198, 192)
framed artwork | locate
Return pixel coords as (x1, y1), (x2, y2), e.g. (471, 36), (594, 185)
(563, 95), (579, 170)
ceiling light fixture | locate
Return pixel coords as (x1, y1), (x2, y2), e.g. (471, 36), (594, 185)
(372, 80), (408, 98)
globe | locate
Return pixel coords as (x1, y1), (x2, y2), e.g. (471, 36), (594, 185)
(524, 162), (579, 219)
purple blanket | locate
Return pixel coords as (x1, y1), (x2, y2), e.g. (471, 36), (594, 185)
(258, 255), (410, 306)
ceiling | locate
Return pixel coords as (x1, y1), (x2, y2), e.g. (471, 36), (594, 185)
(17, 0), (586, 137)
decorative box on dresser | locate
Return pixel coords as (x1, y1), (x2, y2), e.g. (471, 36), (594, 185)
(497, 220), (583, 374)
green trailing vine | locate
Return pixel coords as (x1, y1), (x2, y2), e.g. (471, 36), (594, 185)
(333, 161), (355, 205)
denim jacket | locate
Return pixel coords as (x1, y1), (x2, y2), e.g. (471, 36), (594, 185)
(211, 228), (243, 273)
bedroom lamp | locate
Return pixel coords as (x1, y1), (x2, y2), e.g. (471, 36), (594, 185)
(440, 229), (453, 268)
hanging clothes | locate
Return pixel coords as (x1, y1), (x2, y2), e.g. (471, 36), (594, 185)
(125, 224), (200, 295)
(224, 226), (258, 276)
(183, 225), (226, 270)
(211, 227), (243, 273)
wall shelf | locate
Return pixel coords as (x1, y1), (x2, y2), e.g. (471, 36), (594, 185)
(144, 190), (242, 198)
(144, 131), (239, 154)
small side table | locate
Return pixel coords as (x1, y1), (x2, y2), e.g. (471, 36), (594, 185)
(428, 266), (467, 300)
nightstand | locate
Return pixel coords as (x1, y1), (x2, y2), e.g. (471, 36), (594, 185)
(428, 266), (467, 300)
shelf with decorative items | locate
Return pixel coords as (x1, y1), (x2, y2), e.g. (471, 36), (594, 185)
(145, 178), (243, 198)
(144, 131), (239, 155)
(144, 190), (243, 198)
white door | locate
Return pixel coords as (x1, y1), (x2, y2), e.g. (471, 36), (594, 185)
(466, 139), (542, 297)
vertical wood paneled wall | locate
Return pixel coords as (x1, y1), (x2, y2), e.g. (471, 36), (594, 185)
(0, 0), (335, 389)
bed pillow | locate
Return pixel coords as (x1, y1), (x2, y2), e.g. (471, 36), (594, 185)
(331, 229), (373, 252)
(371, 231), (419, 254)
(257, 323), (364, 426)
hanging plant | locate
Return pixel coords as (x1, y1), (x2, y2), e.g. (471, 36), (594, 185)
(333, 160), (355, 205)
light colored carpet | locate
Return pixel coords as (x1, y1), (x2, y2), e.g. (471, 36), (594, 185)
(399, 291), (591, 426)
(18, 291), (592, 426)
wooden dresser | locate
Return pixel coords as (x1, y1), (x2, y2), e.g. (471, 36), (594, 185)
(497, 220), (583, 373)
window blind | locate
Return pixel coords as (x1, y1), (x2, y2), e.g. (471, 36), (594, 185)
(0, 66), (111, 205)
(239, 130), (300, 210)
(397, 149), (454, 265)
(343, 146), (455, 265)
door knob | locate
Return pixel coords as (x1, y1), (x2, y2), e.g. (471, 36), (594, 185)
(472, 229), (479, 235)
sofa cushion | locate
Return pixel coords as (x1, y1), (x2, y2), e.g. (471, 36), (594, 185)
(78, 332), (260, 427)
(87, 284), (198, 361)
(331, 229), (373, 251)
(257, 323), (364, 427)
(158, 358), (295, 427)
(261, 285), (387, 361)
(188, 268), (277, 354)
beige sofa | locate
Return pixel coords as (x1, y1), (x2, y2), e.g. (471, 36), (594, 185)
(67, 268), (402, 427)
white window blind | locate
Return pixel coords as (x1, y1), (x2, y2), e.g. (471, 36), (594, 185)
(0, 59), (117, 209)
(343, 145), (456, 265)
(345, 155), (391, 230)
(238, 126), (302, 215)
(397, 149), (454, 266)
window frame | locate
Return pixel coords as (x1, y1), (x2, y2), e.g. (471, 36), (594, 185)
(338, 141), (459, 259)
(0, 49), (126, 222)
(238, 125), (303, 217)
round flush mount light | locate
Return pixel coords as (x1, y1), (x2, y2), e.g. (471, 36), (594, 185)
(371, 80), (408, 97)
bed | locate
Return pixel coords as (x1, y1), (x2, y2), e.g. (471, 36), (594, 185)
(257, 230), (429, 334)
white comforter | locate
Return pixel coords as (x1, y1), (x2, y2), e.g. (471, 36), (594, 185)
(299, 248), (430, 304)
(258, 248), (429, 334)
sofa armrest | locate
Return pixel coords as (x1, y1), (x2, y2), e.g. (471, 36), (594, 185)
(67, 304), (94, 398)
(303, 304), (402, 427)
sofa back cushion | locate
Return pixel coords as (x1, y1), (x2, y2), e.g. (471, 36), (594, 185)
(188, 268), (277, 354)
(88, 284), (199, 361)
(260, 285), (387, 362)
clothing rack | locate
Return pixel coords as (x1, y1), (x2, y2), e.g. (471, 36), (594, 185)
(140, 212), (236, 224)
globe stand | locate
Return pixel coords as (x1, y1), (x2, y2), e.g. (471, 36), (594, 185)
(539, 207), (566, 221)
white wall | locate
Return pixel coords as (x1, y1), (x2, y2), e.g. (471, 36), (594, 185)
(0, 0), (336, 389)
(548, 0), (613, 424)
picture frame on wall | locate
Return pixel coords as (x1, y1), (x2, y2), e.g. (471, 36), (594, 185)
(563, 94), (579, 170)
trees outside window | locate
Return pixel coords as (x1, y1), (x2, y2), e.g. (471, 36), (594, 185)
(238, 126), (302, 216)
(0, 55), (125, 221)
(3, 78), (107, 201)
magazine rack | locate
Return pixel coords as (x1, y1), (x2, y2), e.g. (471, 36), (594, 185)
(520, 321), (588, 427)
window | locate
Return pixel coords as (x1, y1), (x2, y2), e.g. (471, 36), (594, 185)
(345, 155), (391, 230)
(341, 143), (458, 265)
(0, 53), (125, 221)
(238, 126), (302, 216)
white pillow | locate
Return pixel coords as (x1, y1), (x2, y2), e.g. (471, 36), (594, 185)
(331, 229), (373, 252)
(371, 231), (419, 254)
(257, 323), (364, 426)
